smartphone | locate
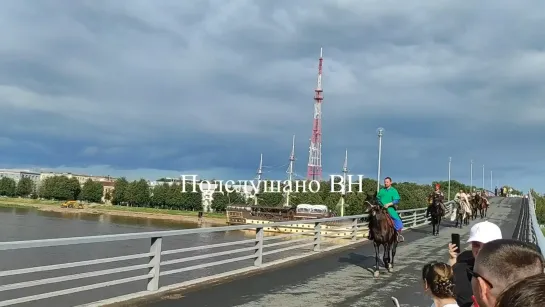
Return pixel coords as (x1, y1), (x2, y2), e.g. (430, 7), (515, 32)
(451, 233), (461, 253)
(391, 297), (401, 307)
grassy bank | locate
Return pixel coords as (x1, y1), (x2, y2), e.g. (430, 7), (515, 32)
(0, 197), (227, 225)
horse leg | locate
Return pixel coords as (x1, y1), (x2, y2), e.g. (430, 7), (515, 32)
(383, 243), (391, 273)
(373, 242), (380, 278)
(390, 241), (397, 271)
(437, 216), (441, 235)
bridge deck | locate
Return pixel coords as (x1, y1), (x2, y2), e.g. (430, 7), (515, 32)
(128, 197), (521, 307)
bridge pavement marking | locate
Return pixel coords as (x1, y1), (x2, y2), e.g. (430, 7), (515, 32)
(232, 198), (516, 307)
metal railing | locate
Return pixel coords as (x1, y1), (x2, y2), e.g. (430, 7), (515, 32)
(527, 193), (545, 255)
(0, 201), (453, 307)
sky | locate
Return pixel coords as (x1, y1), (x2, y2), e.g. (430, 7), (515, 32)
(1, 1), (545, 192)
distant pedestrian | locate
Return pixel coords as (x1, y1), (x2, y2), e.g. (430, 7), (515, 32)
(494, 187), (497, 197)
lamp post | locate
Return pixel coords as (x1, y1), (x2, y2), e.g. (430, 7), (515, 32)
(470, 160), (473, 191)
(482, 165), (485, 191)
(490, 171), (493, 191)
(448, 157), (452, 201)
(376, 127), (384, 193)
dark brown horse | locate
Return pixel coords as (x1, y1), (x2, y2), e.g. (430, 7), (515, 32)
(470, 194), (481, 220)
(479, 195), (489, 218)
(365, 194), (398, 278)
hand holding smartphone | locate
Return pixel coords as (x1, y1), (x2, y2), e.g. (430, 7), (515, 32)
(451, 233), (461, 253)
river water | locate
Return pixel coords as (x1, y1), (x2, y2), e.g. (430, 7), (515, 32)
(0, 206), (258, 307)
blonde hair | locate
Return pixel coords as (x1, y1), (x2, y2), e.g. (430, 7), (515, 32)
(422, 261), (455, 299)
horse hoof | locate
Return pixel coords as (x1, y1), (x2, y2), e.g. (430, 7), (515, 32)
(374, 271), (380, 278)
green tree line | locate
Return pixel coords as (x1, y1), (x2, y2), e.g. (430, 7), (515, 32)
(0, 176), (105, 203)
(111, 178), (203, 211)
(0, 177), (35, 197)
(247, 178), (479, 215)
(0, 175), (495, 216)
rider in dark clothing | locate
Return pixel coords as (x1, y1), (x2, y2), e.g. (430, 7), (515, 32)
(426, 183), (446, 217)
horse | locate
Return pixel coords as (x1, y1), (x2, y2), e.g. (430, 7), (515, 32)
(470, 194), (480, 220)
(365, 194), (398, 278)
(479, 196), (489, 218)
(454, 200), (470, 228)
(427, 198), (443, 236)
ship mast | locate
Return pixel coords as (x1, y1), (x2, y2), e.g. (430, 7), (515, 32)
(285, 135), (295, 207)
(254, 153), (263, 206)
(341, 149), (348, 216)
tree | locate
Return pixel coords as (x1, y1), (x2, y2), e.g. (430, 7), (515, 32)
(259, 192), (284, 207)
(181, 183), (202, 211)
(112, 177), (129, 205)
(80, 179), (104, 203)
(0, 178), (16, 197)
(211, 191), (229, 212)
(16, 177), (33, 197)
(166, 183), (184, 210)
(151, 183), (169, 208)
(104, 191), (112, 203)
(127, 179), (151, 207)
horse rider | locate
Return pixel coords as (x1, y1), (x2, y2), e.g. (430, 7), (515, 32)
(427, 183), (447, 217)
(455, 189), (471, 217)
(374, 176), (404, 243)
(480, 190), (489, 207)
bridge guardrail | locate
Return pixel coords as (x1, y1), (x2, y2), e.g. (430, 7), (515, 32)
(527, 193), (545, 256)
(0, 201), (453, 307)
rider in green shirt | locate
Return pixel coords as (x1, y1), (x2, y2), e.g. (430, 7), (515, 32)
(374, 177), (404, 242)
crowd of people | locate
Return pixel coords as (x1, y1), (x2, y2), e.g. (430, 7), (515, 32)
(418, 221), (544, 307)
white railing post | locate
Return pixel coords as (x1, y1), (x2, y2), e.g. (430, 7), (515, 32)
(413, 210), (417, 227)
(351, 218), (358, 242)
(254, 226), (264, 267)
(314, 222), (321, 252)
(147, 236), (162, 291)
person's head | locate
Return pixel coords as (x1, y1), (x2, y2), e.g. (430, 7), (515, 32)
(495, 273), (545, 307)
(472, 239), (545, 307)
(467, 221), (503, 257)
(421, 262), (455, 300)
(384, 177), (392, 188)
(435, 183), (440, 191)
(460, 189), (464, 193)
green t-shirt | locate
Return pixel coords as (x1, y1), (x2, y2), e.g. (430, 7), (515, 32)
(377, 186), (401, 220)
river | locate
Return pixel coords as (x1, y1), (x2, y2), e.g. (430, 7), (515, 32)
(0, 206), (256, 307)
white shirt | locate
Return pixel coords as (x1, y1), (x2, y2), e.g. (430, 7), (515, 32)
(431, 303), (459, 307)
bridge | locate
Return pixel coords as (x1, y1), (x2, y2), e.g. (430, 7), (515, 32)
(0, 195), (543, 307)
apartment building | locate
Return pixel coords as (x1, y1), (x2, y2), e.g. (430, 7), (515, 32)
(0, 169), (41, 188)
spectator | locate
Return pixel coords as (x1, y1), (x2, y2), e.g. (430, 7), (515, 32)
(471, 239), (544, 307)
(495, 273), (545, 307)
(422, 261), (459, 307)
(447, 221), (502, 307)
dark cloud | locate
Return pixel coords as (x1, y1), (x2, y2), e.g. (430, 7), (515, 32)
(0, 0), (544, 191)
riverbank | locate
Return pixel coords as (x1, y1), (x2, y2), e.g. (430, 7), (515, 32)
(0, 197), (227, 226)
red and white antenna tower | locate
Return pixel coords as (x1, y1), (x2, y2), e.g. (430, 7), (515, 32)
(307, 48), (323, 181)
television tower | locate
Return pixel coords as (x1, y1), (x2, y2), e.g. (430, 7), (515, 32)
(307, 48), (323, 181)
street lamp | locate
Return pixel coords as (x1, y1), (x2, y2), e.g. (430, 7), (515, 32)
(482, 165), (485, 191)
(470, 160), (473, 191)
(376, 127), (384, 193)
(448, 157), (452, 201)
